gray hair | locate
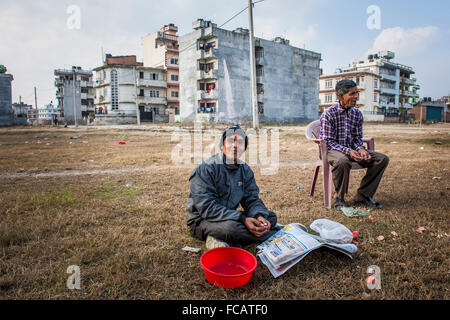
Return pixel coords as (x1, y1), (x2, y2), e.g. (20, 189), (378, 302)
(335, 79), (357, 96)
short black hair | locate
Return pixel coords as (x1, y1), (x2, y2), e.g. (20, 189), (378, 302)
(336, 79), (357, 97)
(220, 125), (248, 150)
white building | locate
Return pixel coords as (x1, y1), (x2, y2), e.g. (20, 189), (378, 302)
(93, 55), (168, 125)
(319, 70), (383, 121)
(340, 51), (419, 121)
(37, 102), (59, 124)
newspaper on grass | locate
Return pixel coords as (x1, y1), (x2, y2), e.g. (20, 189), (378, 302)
(257, 223), (357, 278)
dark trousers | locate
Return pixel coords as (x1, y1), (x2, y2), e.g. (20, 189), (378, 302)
(327, 150), (389, 200)
(190, 211), (279, 245)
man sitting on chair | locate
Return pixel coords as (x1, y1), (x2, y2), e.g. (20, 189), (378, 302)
(320, 79), (390, 209)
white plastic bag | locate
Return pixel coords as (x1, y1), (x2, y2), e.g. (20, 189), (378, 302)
(310, 219), (353, 244)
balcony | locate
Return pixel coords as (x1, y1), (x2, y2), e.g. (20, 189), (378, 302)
(256, 56), (265, 65)
(401, 90), (415, 97)
(380, 102), (398, 109)
(81, 93), (95, 100)
(197, 90), (219, 100)
(380, 74), (397, 82)
(81, 105), (95, 112)
(257, 92), (264, 101)
(197, 48), (218, 60)
(137, 79), (167, 88)
(197, 69), (218, 80)
(137, 96), (167, 105)
(380, 87), (397, 95)
(95, 96), (109, 104)
(94, 79), (109, 87)
(80, 80), (94, 87)
(402, 77), (415, 85)
(55, 79), (64, 86)
(157, 31), (178, 42)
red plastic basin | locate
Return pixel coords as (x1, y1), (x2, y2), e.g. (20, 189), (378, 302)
(200, 247), (257, 289)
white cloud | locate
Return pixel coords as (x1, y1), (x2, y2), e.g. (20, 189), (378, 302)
(287, 24), (318, 48)
(366, 26), (440, 57)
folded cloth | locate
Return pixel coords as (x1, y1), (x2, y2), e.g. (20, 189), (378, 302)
(341, 206), (371, 217)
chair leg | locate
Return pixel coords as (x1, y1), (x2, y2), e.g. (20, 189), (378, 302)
(310, 165), (320, 196)
(346, 173), (350, 194)
(323, 164), (333, 209)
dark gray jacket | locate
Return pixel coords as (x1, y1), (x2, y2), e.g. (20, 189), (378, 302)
(186, 153), (269, 228)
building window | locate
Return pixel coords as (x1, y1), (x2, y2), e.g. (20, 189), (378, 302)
(256, 66), (264, 77)
(170, 57), (178, 65)
(325, 94), (333, 103)
(171, 91), (179, 98)
(325, 80), (333, 89)
(374, 79), (378, 89)
(151, 73), (158, 80)
(374, 93), (378, 103)
(149, 90), (160, 98)
(255, 47), (264, 58)
(170, 74), (179, 82)
(110, 69), (118, 110)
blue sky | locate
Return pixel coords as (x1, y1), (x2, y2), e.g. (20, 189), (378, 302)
(1, 0), (449, 106)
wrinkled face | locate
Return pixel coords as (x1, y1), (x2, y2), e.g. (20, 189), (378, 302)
(339, 86), (359, 108)
(223, 134), (246, 163)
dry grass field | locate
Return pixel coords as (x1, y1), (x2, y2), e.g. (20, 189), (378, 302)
(0, 123), (449, 300)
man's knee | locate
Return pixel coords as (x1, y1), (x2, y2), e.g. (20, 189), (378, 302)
(375, 152), (389, 168)
(332, 156), (352, 171)
(207, 220), (245, 242)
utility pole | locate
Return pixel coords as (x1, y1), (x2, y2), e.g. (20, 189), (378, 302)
(248, 0), (259, 130)
(34, 87), (38, 126)
(72, 68), (78, 128)
(134, 66), (141, 125)
(34, 87), (37, 109)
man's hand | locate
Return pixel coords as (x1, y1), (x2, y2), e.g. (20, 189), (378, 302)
(244, 217), (270, 238)
(357, 148), (371, 162)
(349, 149), (363, 162)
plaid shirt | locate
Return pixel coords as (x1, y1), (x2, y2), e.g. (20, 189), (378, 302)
(320, 103), (365, 155)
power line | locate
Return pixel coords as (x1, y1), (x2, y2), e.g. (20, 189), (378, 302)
(219, 6), (249, 28)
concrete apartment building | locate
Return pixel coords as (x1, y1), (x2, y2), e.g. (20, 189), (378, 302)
(0, 72), (14, 126)
(142, 24), (180, 121)
(339, 51), (419, 122)
(54, 67), (94, 124)
(319, 70), (383, 121)
(178, 19), (322, 123)
(12, 102), (33, 125)
(93, 54), (167, 125)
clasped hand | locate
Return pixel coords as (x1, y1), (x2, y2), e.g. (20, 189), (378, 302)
(349, 149), (371, 163)
(244, 216), (271, 238)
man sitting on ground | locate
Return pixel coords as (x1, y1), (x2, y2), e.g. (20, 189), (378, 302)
(320, 79), (390, 209)
(186, 125), (280, 249)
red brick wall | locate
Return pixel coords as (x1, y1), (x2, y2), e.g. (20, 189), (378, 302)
(106, 56), (142, 66)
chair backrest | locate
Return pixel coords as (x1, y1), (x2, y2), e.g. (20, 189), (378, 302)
(305, 120), (321, 140)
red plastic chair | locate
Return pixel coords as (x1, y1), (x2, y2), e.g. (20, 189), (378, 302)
(305, 120), (375, 209)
